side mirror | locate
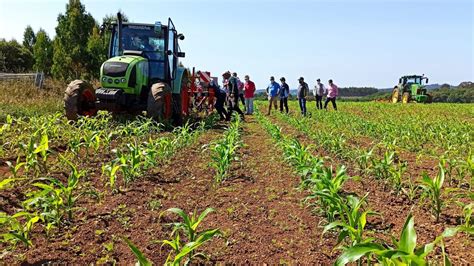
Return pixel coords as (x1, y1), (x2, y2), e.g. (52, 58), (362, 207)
(426, 78), (429, 84)
(177, 34), (185, 40)
(177, 52), (185, 58)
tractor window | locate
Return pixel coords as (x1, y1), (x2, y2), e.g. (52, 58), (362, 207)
(111, 25), (166, 80)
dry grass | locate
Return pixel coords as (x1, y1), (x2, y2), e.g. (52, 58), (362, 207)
(0, 79), (65, 121)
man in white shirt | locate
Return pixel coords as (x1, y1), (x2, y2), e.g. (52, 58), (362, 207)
(313, 78), (326, 110)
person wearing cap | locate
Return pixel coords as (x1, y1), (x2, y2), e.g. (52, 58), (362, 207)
(313, 78), (326, 110)
(233, 72), (246, 111)
(223, 71), (245, 120)
(279, 77), (290, 114)
(266, 76), (280, 115)
(243, 75), (256, 115)
(324, 79), (338, 111)
(297, 77), (310, 116)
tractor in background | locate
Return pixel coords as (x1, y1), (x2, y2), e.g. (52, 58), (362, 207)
(391, 75), (432, 104)
(64, 13), (192, 124)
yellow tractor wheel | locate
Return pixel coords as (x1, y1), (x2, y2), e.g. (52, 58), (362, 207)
(402, 92), (410, 104)
(391, 88), (400, 103)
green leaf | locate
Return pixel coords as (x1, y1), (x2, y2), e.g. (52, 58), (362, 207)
(123, 237), (152, 266)
(398, 213), (417, 254)
(193, 208), (215, 231)
(335, 242), (384, 266)
(0, 178), (16, 190)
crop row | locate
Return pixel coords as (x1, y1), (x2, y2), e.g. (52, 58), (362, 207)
(254, 105), (471, 265)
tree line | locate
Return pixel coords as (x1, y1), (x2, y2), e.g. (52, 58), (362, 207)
(0, 0), (119, 81)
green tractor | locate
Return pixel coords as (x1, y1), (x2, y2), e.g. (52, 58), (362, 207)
(391, 75), (432, 104)
(64, 13), (189, 124)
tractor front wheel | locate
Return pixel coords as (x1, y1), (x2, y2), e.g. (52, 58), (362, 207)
(147, 82), (170, 120)
(391, 88), (400, 103)
(402, 92), (411, 104)
(64, 80), (97, 120)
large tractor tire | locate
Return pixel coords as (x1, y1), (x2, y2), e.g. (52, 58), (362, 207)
(402, 92), (411, 104)
(391, 87), (400, 103)
(147, 82), (170, 120)
(64, 80), (97, 120)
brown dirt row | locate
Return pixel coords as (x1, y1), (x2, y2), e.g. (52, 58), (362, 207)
(1, 117), (340, 264)
(267, 113), (473, 264)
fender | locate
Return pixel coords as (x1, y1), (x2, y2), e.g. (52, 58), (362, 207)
(171, 67), (190, 94)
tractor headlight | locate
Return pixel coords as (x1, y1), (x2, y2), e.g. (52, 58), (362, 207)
(121, 78), (126, 83)
(101, 77), (107, 82)
(108, 78), (113, 83)
(114, 79), (120, 84)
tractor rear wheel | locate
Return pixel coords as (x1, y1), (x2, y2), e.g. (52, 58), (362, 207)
(391, 88), (400, 103)
(64, 80), (97, 120)
(147, 82), (170, 120)
(402, 92), (411, 104)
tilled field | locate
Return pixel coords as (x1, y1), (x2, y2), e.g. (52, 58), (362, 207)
(0, 101), (473, 264)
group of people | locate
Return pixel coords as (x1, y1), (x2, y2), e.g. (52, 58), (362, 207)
(265, 76), (339, 116)
(213, 71), (256, 121)
(212, 71), (339, 121)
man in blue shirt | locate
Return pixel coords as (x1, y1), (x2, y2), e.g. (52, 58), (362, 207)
(266, 76), (280, 115)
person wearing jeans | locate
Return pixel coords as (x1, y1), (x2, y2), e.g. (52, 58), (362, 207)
(297, 77), (309, 116)
(324, 79), (338, 111)
(313, 78), (326, 110)
(243, 75), (256, 115)
(266, 76), (280, 115)
(279, 77), (290, 113)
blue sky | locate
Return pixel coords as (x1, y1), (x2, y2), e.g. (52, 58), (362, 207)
(0, 0), (472, 89)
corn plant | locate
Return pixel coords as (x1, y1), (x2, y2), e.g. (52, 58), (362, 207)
(23, 157), (93, 230)
(401, 175), (421, 204)
(0, 211), (41, 247)
(124, 205), (224, 265)
(420, 163), (448, 222)
(355, 147), (374, 175)
(371, 150), (396, 180)
(335, 213), (459, 266)
(323, 194), (377, 248)
(389, 161), (407, 194)
(5, 157), (26, 178)
(209, 115), (242, 183)
(160, 207), (221, 265)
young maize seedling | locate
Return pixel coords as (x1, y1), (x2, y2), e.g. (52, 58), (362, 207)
(420, 163), (448, 222)
(160, 207), (221, 265)
(335, 213), (459, 266)
(323, 193), (377, 247)
(0, 211), (40, 248)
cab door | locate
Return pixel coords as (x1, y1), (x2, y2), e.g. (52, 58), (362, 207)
(167, 18), (178, 80)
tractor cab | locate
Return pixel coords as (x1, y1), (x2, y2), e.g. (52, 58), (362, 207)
(392, 75), (432, 104)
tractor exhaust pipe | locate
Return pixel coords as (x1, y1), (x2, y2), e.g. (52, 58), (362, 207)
(117, 12), (123, 55)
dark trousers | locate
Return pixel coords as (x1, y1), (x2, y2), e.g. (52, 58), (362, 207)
(228, 98), (245, 120)
(215, 102), (228, 120)
(298, 98), (307, 116)
(239, 93), (245, 109)
(324, 97), (337, 110)
(316, 95), (323, 109)
(280, 97), (288, 113)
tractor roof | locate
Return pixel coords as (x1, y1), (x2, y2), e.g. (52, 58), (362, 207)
(401, 75), (426, 79)
(111, 22), (167, 29)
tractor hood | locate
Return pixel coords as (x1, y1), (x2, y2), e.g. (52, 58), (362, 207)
(100, 55), (148, 95)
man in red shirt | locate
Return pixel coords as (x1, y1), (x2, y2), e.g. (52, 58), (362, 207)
(243, 75), (256, 115)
